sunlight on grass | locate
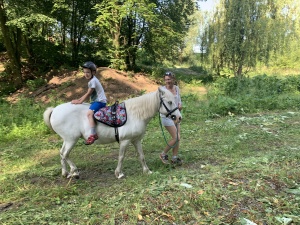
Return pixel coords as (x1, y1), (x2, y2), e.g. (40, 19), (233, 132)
(1, 149), (58, 179)
(252, 66), (300, 76)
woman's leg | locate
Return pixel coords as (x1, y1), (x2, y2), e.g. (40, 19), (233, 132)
(163, 124), (180, 155)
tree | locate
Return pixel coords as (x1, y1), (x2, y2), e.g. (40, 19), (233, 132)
(52, 0), (101, 66)
(143, 0), (195, 64)
(95, 0), (195, 70)
(0, 0), (22, 89)
(95, 0), (157, 70)
(201, 0), (299, 77)
(0, 0), (58, 88)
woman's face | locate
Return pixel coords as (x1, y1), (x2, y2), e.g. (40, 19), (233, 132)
(164, 75), (174, 85)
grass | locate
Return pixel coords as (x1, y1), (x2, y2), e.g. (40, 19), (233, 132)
(1, 88), (300, 224)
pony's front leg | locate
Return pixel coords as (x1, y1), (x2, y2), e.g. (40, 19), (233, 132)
(115, 140), (130, 179)
(60, 140), (79, 179)
(132, 139), (152, 175)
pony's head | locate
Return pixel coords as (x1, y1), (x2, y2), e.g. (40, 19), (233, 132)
(158, 86), (182, 123)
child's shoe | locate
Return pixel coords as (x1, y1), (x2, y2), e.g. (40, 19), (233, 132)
(85, 134), (98, 145)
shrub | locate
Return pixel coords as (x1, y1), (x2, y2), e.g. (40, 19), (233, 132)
(204, 96), (239, 116)
(204, 74), (300, 116)
(26, 78), (47, 91)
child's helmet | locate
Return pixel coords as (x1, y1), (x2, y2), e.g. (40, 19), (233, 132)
(82, 61), (97, 72)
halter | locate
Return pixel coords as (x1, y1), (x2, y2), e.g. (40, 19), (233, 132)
(159, 97), (179, 120)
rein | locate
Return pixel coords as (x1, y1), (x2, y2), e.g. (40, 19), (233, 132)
(158, 115), (179, 148)
(158, 95), (179, 148)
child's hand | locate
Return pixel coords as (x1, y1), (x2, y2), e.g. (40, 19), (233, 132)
(71, 100), (81, 104)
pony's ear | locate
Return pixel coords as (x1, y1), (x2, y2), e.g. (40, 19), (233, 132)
(158, 86), (165, 95)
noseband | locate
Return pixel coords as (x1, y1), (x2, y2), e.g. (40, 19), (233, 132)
(160, 97), (178, 120)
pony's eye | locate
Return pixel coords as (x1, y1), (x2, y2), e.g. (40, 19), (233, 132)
(168, 101), (172, 105)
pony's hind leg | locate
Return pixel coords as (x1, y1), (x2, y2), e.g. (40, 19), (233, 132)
(60, 142), (68, 177)
(132, 139), (152, 175)
(60, 140), (79, 179)
(115, 140), (130, 179)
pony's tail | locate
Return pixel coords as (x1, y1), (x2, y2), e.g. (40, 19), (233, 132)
(43, 107), (54, 131)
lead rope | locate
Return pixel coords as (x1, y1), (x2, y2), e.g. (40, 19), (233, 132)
(158, 114), (179, 148)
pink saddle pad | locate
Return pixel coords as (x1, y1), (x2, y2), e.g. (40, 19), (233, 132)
(94, 102), (127, 127)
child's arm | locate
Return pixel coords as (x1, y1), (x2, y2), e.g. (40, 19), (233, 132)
(71, 88), (94, 104)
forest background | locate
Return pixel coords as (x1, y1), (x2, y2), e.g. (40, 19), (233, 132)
(0, 0), (300, 94)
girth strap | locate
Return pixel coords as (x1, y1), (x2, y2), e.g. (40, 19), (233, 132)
(111, 101), (120, 143)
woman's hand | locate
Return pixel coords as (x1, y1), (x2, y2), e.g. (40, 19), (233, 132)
(178, 104), (182, 111)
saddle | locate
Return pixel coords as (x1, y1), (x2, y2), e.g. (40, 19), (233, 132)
(94, 101), (127, 127)
(94, 102), (127, 142)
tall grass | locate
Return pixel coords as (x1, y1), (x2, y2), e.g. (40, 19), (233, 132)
(203, 74), (300, 117)
(0, 98), (50, 143)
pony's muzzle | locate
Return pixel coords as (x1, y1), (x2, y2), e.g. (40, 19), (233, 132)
(171, 115), (176, 120)
(171, 115), (182, 123)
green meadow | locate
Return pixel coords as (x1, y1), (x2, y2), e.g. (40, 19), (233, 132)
(1, 74), (300, 225)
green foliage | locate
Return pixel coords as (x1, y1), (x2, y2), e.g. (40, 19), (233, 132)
(0, 98), (48, 143)
(204, 74), (300, 116)
(150, 67), (165, 80)
(26, 78), (47, 91)
(0, 71), (18, 96)
(7, 14), (56, 34)
(94, 0), (195, 70)
(175, 66), (214, 84)
(29, 37), (65, 71)
(200, 0), (300, 77)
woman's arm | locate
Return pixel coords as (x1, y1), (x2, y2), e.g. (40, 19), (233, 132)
(176, 86), (182, 111)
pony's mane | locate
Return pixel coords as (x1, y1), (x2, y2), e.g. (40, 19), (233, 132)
(125, 90), (160, 120)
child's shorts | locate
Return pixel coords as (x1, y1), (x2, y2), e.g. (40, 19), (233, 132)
(90, 102), (106, 112)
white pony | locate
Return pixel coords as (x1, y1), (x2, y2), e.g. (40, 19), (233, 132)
(43, 87), (181, 179)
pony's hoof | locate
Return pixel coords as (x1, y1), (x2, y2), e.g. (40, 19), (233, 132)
(117, 173), (125, 179)
(62, 171), (69, 178)
(67, 174), (80, 179)
(143, 169), (152, 175)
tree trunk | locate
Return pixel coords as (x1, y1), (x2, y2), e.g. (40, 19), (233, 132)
(236, 54), (244, 77)
(0, 0), (23, 89)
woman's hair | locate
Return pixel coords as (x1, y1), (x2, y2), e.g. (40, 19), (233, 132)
(164, 71), (177, 85)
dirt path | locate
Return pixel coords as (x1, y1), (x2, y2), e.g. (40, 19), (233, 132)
(5, 67), (206, 104)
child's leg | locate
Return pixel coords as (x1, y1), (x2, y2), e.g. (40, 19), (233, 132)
(85, 102), (107, 145)
(87, 109), (96, 134)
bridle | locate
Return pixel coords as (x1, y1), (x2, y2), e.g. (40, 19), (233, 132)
(159, 97), (178, 121)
